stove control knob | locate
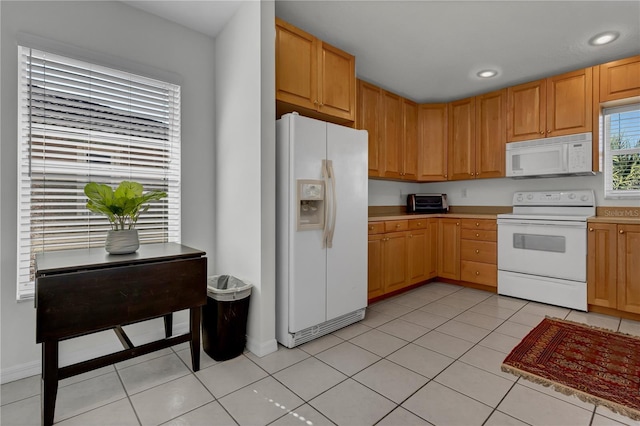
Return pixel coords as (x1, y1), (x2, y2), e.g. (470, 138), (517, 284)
(527, 194), (534, 200)
(569, 193), (576, 199)
(516, 194), (523, 202)
(581, 195), (588, 201)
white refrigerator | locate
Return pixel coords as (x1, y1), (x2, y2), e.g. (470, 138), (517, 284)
(276, 113), (368, 348)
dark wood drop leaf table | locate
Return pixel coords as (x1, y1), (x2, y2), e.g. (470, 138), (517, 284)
(34, 243), (207, 426)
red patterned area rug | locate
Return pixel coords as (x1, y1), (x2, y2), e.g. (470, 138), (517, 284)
(501, 317), (640, 421)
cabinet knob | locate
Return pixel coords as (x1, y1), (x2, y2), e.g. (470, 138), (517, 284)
(476, 233), (480, 237)
(475, 222), (480, 227)
(589, 227), (593, 232)
(396, 224), (401, 228)
(314, 100), (319, 105)
(444, 174), (448, 178)
(418, 222), (422, 226)
(619, 229), (625, 234)
(547, 130), (551, 134)
(471, 172), (475, 176)
(369, 226), (374, 231)
(409, 234), (413, 238)
(475, 271), (480, 276)
(475, 249), (480, 254)
(456, 222), (460, 226)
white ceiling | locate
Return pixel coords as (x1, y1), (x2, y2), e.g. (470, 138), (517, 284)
(124, 0), (640, 102)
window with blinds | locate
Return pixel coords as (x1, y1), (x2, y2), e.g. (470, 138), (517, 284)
(603, 103), (640, 199)
(17, 46), (181, 300)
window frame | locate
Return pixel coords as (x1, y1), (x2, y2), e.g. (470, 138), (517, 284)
(16, 46), (182, 300)
(603, 102), (640, 200)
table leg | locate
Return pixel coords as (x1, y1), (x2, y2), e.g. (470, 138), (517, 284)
(189, 307), (201, 372)
(41, 340), (59, 426)
(163, 314), (173, 338)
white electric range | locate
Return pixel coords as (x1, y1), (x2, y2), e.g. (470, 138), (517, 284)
(497, 190), (596, 311)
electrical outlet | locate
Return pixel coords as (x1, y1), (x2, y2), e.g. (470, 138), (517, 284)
(461, 188), (468, 198)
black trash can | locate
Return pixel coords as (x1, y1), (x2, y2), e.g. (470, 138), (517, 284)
(202, 275), (252, 361)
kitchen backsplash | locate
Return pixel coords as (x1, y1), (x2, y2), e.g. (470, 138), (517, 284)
(368, 173), (635, 208)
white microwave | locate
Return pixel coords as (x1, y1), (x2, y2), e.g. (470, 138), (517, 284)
(506, 132), (594, 178)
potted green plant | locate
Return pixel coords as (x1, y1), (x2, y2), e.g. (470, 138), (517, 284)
(84, 181), (167, 254)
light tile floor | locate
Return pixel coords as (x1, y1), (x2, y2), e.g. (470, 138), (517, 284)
(2, 282), (640, 426)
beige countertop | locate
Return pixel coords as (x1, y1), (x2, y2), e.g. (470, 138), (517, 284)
(368, 212), (499, 222)
(588, 216), (640, 224)
(368, 205), (640, 224)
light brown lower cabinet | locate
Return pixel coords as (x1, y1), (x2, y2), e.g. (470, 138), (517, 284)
(368, 219), (437, 300)
(459, 219), (497, 287)
(437, 218), (460, 280)
(369, 216), (497, 301)
(588, 222), (640, 314)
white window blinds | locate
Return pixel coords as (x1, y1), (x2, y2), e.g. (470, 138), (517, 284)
(17, 46), (181, 300)
(603, 103), (640, 199)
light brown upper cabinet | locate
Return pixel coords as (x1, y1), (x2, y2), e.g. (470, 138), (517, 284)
(357, 79), (383, 176)
(417, 104), (448, 181)
(448, 97), (476, 180)
(358, 80), (418, 180)
(507, 68), (592, 142)
(475, 89), (507, 178)
(599, 55), (640, 102)
(381, 91), (404, 179)
(401, 99), (418, 180)
(275, 18), (356, 123)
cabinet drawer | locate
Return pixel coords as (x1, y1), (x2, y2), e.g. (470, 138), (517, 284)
(409, 219), (428, 230)
(461, 261), (497, 287)
(385, 220), (409, 232)
(368, 222), (385, 234)
(461, 240), (496, 264)
(461, 219), (496, 231)
(461, 229), (497, 242)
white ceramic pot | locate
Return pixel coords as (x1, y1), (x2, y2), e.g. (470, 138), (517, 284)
(105, 229), (139, 254)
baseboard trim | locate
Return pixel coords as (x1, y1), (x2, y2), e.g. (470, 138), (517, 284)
(246, 335), (278, 357)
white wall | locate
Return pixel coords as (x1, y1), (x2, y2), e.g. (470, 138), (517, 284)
(0, 1), (216, 383)
(214, 1), (277, 357)
(369, 173), (637, 208)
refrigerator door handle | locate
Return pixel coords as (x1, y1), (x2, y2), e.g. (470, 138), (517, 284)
(327, 160), (338, 248)
(321, 159), (331, 249)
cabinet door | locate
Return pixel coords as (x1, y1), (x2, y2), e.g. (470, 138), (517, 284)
(448, 97), (476, 180)
(547, 68), (592, 137)
(275, 19), (318, 111)
(383, 231), (408, 293)
(600, 55), (640, 102)
(318, 41), (356, 122)
(425, 219), (438, 278)
(407, 228), (427, 285)
(357, 80), (382, 177)
(437, 219), (460, 280)
(402, 99), (418, 180)
(417, 104), (448, 181)
(382, 91), (404, 179)
(475, 89), (506, 178)
(617, 224), (640, 314)
(507, 79), (546, 142)
(587, 223), (617, 308)
(368, 234), (385, 300)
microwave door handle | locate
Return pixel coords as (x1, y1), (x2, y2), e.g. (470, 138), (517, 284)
(561, 144), (569, 172)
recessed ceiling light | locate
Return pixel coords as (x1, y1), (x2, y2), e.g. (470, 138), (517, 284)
(477, 69), (498, 78)
(589, 31), (619, 46)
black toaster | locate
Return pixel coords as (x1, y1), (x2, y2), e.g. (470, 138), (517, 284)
(407, 194), (449, 213)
